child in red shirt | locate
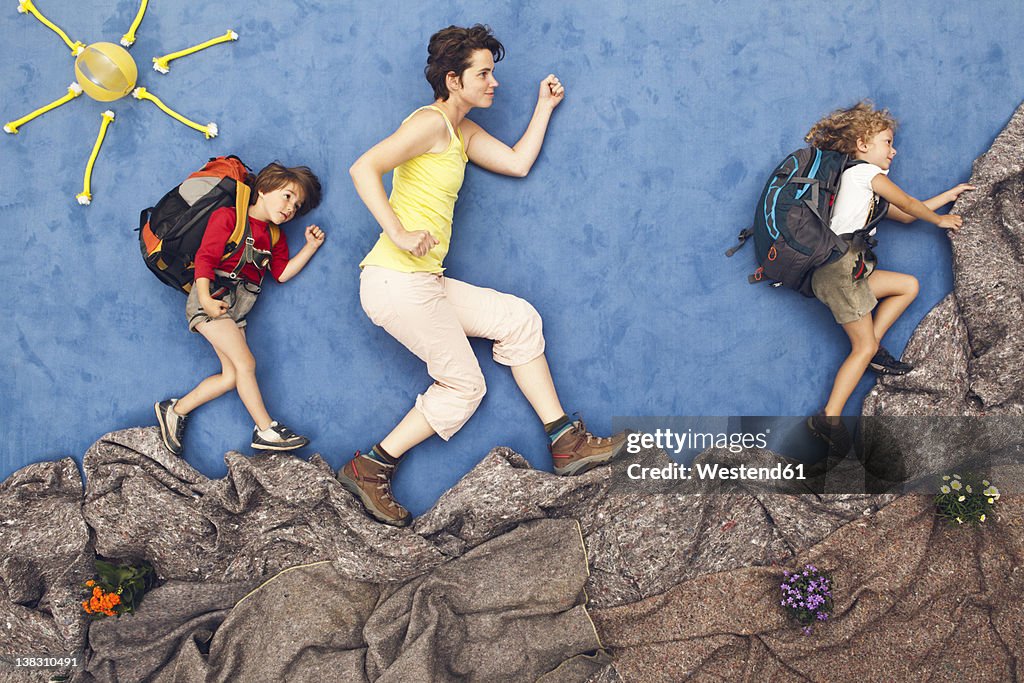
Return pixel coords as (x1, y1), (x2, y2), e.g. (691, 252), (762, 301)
(155, 163), (325, 456)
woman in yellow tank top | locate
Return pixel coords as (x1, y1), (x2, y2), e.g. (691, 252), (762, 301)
(342, 25), (626, 527)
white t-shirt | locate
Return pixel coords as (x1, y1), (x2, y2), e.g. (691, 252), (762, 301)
(829, 162), (887, 236)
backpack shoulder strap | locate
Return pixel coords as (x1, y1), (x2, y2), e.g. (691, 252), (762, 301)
(227, 181), (251, 248)
(222, 182), (253, 279)
(269, 224), (280, 247)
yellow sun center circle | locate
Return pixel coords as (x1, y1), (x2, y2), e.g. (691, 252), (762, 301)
(74, 42), (138, 102)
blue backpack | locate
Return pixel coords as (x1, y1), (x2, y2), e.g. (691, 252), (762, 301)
(727, 147), (887, 297)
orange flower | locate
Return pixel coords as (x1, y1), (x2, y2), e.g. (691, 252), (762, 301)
(109, 593), (121, 606)
(81, 600), (92, 613)
(92, 586), (103, 599)
(89, 597), (102, 612)
(85, 579), (96, 587)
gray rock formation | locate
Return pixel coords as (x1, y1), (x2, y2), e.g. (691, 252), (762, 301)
(0, 459), (92, 682)
(859, 102), (1024, 491)
(83, 429), (890, 609)
(865, 101), (1024, 416)
(3, 427), (894, 682)
(948, 103), (1024, 408)
(85, 520), (608, 683)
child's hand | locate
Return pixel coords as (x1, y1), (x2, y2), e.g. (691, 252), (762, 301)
(944, 183), (976, 203)
(538, 74), (565, 110)
(937, 214), (963, 230)
(201, 298), (229, 317)
(305, 225), (326, 248)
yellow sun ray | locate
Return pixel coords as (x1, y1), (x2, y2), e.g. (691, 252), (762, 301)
(152, 29), (238, 74)
(76, 110), (115, 205)
(4, 83), (82, 134)
(17, 0), (84, 54)
(132, 87), (218, 139)
(3, 1), (239, 204)
(120, 0), (148, 47)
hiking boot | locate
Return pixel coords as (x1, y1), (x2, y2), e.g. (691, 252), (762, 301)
(550, 419), (627, 476)
(250, 421), (309, 451)
(806, 412), (853, 458)
(338, 453), (411, 527)
(155, 399), (188, 456)
(869, 346), (914, 375)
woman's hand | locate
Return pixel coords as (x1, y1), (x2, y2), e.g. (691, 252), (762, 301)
(392, 228), (439, 257)
(305, 224), (326, 248)
(936, 214), (963, 230)
(538, 74), (565, 110)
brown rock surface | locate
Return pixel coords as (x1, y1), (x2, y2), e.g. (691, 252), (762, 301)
(590, 470), (1024, 682)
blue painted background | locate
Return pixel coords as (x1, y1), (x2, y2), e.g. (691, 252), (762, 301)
(2, 1), (1021, 514)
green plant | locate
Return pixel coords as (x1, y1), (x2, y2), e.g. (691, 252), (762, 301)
(935, 473), (1000, 525)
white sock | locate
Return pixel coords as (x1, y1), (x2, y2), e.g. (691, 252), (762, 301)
(256, 421), (280, 440)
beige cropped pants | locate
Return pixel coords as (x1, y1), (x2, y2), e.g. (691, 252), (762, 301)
(359, 266), (546, 440)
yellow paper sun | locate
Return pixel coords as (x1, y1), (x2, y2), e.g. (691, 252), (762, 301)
(4, 0), (238, 204)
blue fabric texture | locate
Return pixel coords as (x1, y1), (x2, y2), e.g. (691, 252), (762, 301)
(1, 1), (1019, 514)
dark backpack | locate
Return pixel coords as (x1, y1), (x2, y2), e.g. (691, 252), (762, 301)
(726, 147), (887, 297)
(138, 156), (279, 294)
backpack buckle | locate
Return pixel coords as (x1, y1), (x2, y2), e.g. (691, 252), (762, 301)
(726, 227), (753, 257)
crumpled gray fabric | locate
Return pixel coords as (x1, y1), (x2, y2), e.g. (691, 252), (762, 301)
(84, 428), (893, 612)
(83, 579), (259, 683)
(866, 100), (1024, 415)
(417, 443), (896, 608)
(83, 427), (449, 585)
(858, 101), (1024, 490)
(947, 101), (1024, 408)
(0, 458), (92, 682)
(78, 430), (898, 683)
(590, 465), (1024, 683)
(84, 519), (607, 683)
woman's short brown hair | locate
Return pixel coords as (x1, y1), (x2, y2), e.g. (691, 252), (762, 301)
(424, 24), (504, 101)
(805, 101), (898, 154)
(252, 162), (321, 216)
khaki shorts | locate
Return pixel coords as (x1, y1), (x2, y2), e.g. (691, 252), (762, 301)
(186, 279), (260, 332)
(811, 247), (877, 324)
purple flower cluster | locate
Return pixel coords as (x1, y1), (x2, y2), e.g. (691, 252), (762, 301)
(779, 564), (833, 634)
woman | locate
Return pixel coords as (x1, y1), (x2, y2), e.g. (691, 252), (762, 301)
(342, 24), (625, 527)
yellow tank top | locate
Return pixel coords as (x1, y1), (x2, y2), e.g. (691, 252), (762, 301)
(360, 106), (468, 273)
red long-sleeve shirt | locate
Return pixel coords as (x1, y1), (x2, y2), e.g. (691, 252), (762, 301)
(193, 207), (290, 283)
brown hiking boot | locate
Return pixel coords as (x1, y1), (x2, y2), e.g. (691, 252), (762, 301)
(550, 418), (627, 476)
(338, 453), (411, 527)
